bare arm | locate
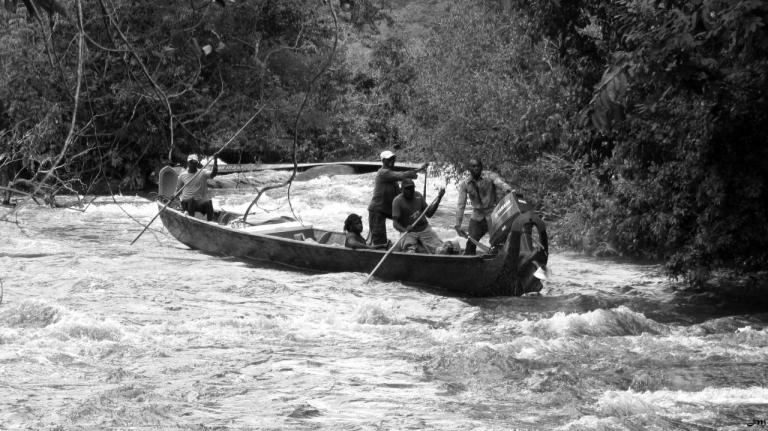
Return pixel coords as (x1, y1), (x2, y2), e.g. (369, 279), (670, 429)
(392, 197), (407, 232)
(454, 181), (467, 231)
(491, 172), (512, 194)
(378, 168), (418, 182)
(346, 234), (371, 249)
(425, 188), (445, 219)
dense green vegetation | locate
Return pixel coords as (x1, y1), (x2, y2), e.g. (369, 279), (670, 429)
(1, 0), (766, 284)
(1, 0), (366, 192)
(506, 0), (768, 283)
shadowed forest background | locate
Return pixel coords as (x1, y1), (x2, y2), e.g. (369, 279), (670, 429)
(1, 0), (767, 287)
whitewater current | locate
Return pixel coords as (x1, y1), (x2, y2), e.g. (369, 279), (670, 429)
(1, 170), (766, 430)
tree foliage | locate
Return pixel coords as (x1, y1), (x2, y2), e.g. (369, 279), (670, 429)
(4, 0), (68, 19)
(403, 2), (571, 178)
(0, 0), (370, 195)
(510, 0), (768, 281)
(2, 0), (767, 284)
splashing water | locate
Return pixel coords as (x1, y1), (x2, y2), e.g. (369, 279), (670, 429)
(1, 171), (766, 430)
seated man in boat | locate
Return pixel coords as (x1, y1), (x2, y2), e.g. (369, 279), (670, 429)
(454, 157), (513, 255)
(176, 154), (218, 221)
(392, 179), (446, 253)
(343, 213), (376, 249)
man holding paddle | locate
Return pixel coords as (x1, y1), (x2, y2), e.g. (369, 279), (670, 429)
(392, 178), (446, 253)
(364, 178), (446, 282)
(176, 154), (218, 221)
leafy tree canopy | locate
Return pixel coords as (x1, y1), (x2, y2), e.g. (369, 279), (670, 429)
(2, 0), (767, 284)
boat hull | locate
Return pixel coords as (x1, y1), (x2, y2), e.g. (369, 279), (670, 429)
(158, 205), (544, 296)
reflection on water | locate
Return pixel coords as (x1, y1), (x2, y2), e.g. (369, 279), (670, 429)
(1, 171), (766, 430)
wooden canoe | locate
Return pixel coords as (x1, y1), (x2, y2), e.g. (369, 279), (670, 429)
(156, 167), (548, 296)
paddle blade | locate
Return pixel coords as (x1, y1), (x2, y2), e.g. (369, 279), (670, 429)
(533, 261), (549, 280)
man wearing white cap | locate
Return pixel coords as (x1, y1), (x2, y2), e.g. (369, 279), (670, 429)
(366, 150), (427, 248)
(176, 153), (218, 221)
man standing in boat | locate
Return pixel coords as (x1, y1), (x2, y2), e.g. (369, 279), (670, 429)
(454, 158), (514, 255)
(392, 179), (446, 253)
(367, 150), (427, 248)
(176, 154), (218, 221)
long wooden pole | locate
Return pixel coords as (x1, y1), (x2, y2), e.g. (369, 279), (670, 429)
(130, 108), (262, 245)
(364, 194), (439, 283)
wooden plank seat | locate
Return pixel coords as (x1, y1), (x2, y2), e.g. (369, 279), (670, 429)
(241, 221), (313, 237)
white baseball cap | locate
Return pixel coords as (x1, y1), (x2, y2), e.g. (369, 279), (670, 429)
(187, 154), (199, 162)
(380, 150), (395, 160)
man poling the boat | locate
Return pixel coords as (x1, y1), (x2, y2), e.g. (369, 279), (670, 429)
(131, 107), (264, 246)
(367, 150), (428, 249)
(364, 190), (445, 283)
(176, 154), (218, 221)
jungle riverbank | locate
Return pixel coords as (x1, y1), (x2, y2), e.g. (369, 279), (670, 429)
(1, 0), (766, 289)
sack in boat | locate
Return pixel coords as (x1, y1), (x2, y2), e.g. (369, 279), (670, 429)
(436, 239), (461, 255)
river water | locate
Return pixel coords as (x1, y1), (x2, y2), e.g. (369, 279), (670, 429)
(1, 170), (766, 430)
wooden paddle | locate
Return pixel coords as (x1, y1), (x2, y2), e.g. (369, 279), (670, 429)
(364, 193), (441, 283)
(130, 108), (263, 245)
(463, 234), (491, 253)
(129, 163), (211, 245)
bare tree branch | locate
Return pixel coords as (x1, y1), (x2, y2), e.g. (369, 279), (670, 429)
(31, 0), (85, 205)
(99, 0), (177, 160)
(243, 1), (339, 224)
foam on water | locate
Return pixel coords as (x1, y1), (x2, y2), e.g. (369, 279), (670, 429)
(0, 300), (126, 354)
(51, 315), (124, 342)
(587, 387), (768, 430)
(602, 386), (768, 408)
(354, 302), (404, 325)
(2, 172), (767, 429)
(517, 306), (670, 338)
(0, 299), (62, 328)
(215, 171), (461, 236)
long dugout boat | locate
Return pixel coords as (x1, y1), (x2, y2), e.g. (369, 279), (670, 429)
(156, 166), (548, 296)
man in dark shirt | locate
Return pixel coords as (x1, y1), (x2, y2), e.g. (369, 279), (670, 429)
(454, 158), (513, 254)
(392, 179), (446, 253)
(367, 150), (427, 248)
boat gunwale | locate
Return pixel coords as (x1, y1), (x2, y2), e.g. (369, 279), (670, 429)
(160, 204), (498, 262)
